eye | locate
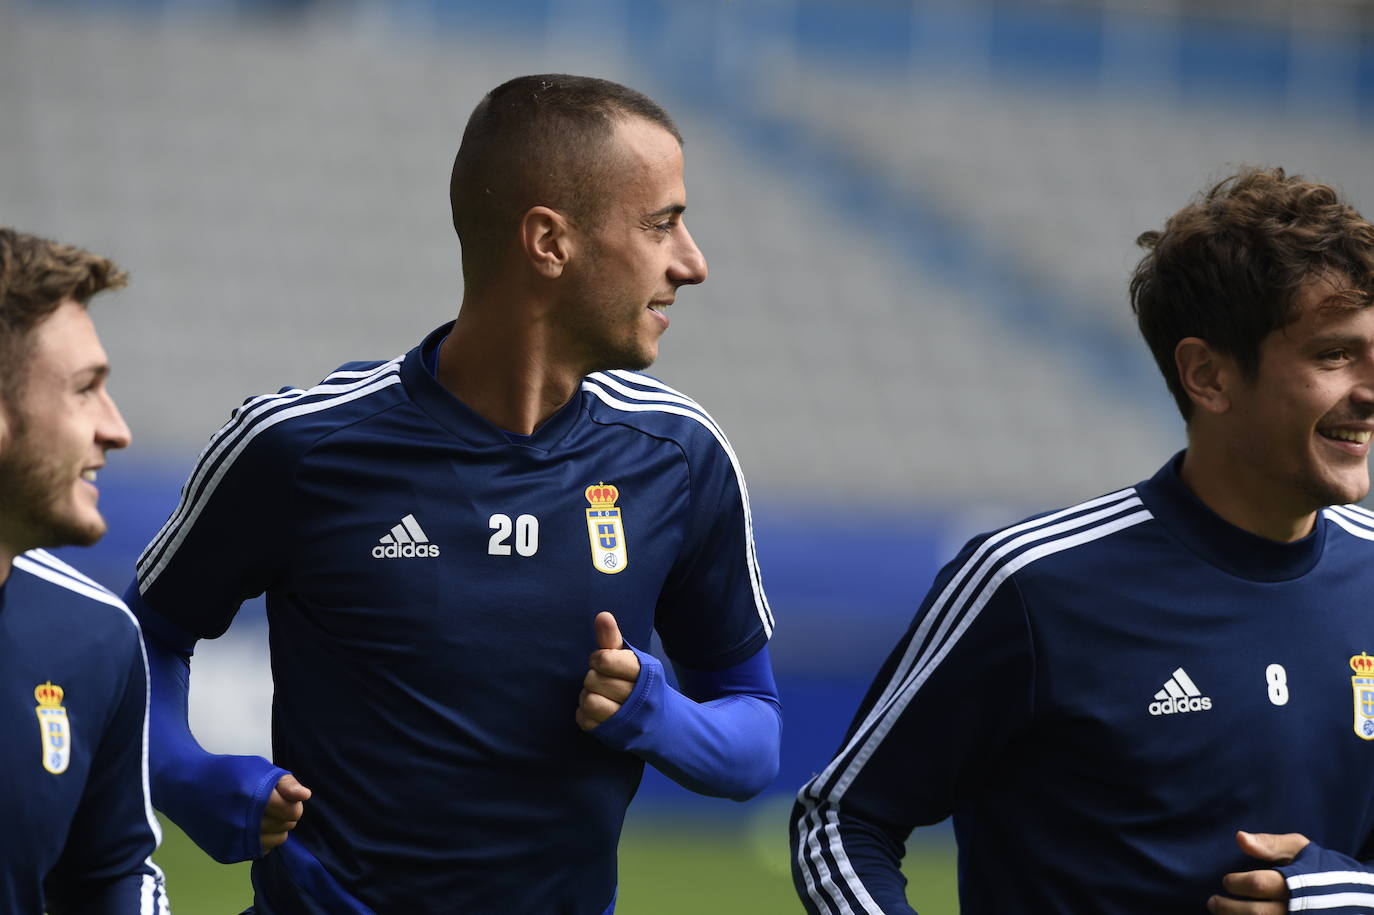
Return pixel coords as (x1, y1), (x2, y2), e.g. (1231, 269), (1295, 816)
(1318, 349), (1352, 364)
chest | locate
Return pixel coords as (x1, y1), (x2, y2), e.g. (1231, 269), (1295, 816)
(1022, 561), (1374, 793)
(0, 629), (102, 870)
(280, 434), (689, 650)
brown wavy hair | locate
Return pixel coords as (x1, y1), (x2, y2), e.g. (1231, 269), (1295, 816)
(1130, 167), (1374, 420)
(0, 228), (127, 407)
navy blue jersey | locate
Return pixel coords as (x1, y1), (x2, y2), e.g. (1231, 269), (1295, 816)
(0, 550), (168, 914)
(134, 323), (772, 913)
(794, 455), (1374, 914)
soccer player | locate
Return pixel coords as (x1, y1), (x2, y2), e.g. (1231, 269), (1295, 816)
(0, 229), (169, 913)
(128, 74), (781, 913)
(792, 167), (1374, 915)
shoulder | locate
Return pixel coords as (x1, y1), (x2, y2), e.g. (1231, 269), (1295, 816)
(1323, 504), (1374, 546)
(9, 550), (142, 646)
(949, 485), (1155, 590)
(203, 356), (409, 468)
(580, 370), (735, 459)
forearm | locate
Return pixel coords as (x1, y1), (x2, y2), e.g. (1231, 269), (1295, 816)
(1280, 843), (1374, 911)
(127, 584), (285, 863)
(590, 645), (781, 800)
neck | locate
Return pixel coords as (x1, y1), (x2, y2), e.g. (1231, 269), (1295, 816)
(436, 298), (585, 436)
(1179, 441), (1317, 543)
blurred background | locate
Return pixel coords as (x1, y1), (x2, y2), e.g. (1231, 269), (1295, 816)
(5, 0), (1374, 910)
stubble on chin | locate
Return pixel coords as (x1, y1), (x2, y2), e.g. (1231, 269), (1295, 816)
(1297, 464), (1371, 512)
(0, 443), (104, 550)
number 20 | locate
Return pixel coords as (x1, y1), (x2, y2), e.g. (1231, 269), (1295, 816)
(489, 513), (539, 557)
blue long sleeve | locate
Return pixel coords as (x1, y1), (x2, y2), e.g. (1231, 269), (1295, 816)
(1278, 842), (1374, 912)
(124, 584), (286, 865)
(589, 643), (781, 800)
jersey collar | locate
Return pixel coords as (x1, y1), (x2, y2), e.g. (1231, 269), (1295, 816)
(401, 322), (584, 451)
(1135, 450), (1325, 582)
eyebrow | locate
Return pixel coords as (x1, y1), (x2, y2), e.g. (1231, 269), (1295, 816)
(1303, 332), (1365, 351)
(645, 204), (686, 220)
(74, 363), (110, 382)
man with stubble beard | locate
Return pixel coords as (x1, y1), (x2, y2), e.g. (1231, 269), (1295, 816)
(0, 228), (168, 913)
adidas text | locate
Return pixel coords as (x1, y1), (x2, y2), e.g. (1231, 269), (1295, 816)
(372, 542), (439, 559)
(1148, 696), (1212, 716)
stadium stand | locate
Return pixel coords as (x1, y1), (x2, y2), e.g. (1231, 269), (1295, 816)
(4, 0), (1373, 813)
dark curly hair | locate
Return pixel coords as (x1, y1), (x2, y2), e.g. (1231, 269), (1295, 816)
(1130, 167), (1374, 420)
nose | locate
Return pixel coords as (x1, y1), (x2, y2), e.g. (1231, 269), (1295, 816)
(669, 223), (707, 287)
(1355, 360), (1374, 409)
(98, 389), (132, 452)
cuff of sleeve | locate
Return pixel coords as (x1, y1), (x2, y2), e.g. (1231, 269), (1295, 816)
(1278, 842), (1374, 912)
(161, 755), (289, 863)
(245, 765), (291, 860)
(588, 643), (663, 752)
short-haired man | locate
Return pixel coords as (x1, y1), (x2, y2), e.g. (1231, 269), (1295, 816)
(130, 75), (781, 913)
(792, 168), (1374, 914)
(0, 229), (168, 913)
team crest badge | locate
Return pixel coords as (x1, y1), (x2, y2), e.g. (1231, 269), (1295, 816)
(585, 483), (628, 575)
(1352, 653), (1374, 740)
(34, 681), (71, 774)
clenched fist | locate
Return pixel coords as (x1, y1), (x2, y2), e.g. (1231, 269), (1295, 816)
(576, 612), (641, 731)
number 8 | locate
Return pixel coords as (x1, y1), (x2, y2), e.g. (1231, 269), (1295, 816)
(1266, 664), (1289, 706)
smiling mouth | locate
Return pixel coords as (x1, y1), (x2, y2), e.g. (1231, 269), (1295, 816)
(1319, 428), (1373, 445)
(81, 469), (98, 483)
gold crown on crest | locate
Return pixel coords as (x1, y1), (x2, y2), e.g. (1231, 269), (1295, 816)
(585, 483), (620, 507)
(34, 681), (64, 707)
(1352, 653), (1374, 676)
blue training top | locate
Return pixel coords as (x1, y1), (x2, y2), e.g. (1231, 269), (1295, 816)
(0, 550), (167, 914)
(794, 454), (1374, 914)
(132, 323), (774, 914)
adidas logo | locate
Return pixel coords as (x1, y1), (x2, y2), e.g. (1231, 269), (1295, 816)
(371, 514), (440, 559)
(1148, 667), (1212, 716)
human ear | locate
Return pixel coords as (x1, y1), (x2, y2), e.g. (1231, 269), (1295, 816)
(519, 206), (572, 279)
(1175, 337), (1232, 415)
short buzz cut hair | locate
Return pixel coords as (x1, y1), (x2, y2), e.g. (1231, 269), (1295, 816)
(1130, 167), (1374, 421)
(0, 228), (127, 408)
(449, 74), (681, 289)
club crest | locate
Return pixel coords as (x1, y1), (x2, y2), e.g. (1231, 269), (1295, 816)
(1352, 653), (1374, 741)
(585, 483), (628, 575)
(34, 681), (71, 774)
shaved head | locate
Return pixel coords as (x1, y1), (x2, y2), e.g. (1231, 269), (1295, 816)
(449, 74), (682, 291)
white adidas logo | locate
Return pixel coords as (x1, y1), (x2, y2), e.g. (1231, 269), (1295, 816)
(371, 514), (440, 559)
(1148, 667), (1212, 716)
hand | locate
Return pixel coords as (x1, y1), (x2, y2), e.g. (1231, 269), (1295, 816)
(260, 772), (312, 853)
(575, 612), (641, 731)
(1207, 830), (1310, 914)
